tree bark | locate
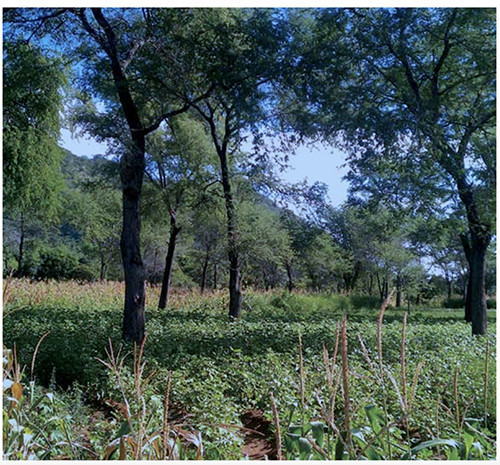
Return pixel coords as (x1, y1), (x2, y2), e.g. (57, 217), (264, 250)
(263, 267), (270, 291)
(285, 262), (294, 292)
(463, 237), (488, 335)
(158, 211), (181, 309)
(100, 251), (107, 281)
(213, 263), (218, 290)
(200, 256), (209, 294)
(219, 145), (242, 318)
(121, 142), (146, 341)
(396, 273), (402, 307)
(16, 213), (25, 278)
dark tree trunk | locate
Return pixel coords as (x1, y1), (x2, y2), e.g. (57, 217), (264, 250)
(286, 262), (294, 292)
(200, 256), (209, 294)
(121, 170), (146, 342)
(80, 8), (205, 341)
(213, 263), (218, 290)
(468, 246), (487, 335)
(100, 251), (107, 281)
(461, 225), (490, 334)
(158, 211), (181, 309)
(377, 274), (384, 302)
(447, 278), (453, 300)
(263, 267), (269, 291)
(396, 273), (402, 307)
(463, 238), (488, 335)
(465, 271), (473, 322)
(368, 274), (374, 298)
(219, 148), (242, 318)
(16, 213), (25, 278)
(82, 9), (148, 342)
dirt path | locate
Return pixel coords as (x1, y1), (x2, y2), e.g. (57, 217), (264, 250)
(241, 409), (277, 460)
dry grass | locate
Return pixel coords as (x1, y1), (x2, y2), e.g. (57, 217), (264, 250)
(3, 278), (226, 311)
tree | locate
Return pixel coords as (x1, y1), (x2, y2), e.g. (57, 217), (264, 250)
(3, 40), (67, 276)
(154, 8), (291, 317)
(237, 200), (293, 291)
(143, 114), (218, 308)
(5, 8), (218, 341)
(290, 8), (495, 334)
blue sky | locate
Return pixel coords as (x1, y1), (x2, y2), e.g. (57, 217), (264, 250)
(60, 129), (349, 207)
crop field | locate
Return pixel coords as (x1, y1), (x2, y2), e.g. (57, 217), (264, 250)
(3, 280), (497, 460)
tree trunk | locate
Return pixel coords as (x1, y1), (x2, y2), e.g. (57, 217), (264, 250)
(16, 213), (25, 278)
(121, 170), (146, 342)
(158, 211), (181, 309)
(447, 278), (453, 300)
(368, 274), (374, 298)
(219, 149), (242, 318)
(377, 274), (384, 301)
(201, 256), (209, 294)
(213, 263), (218, 290)
(465, 272), (473, 322)
(466, 242), (488, 335)
(100, 251), (107, 281)
(396, 273), (402, 307)
(286, 262), (294, 292)
(263, 267), (269, 291)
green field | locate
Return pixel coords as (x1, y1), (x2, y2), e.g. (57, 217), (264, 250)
(3, 281), (497, 460)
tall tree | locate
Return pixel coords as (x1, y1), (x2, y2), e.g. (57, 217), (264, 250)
(5, 8), (216, 341)
(3, 40), (66, 276)
(148, 8), (291, 317)
(143, 115), (218, 308)
(290, 8), (495, 334)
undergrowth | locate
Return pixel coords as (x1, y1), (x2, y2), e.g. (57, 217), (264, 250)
(3, 280), (497, 459)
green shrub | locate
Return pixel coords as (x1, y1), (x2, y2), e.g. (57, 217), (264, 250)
(444, 297), (465, 309)
(35, 244), (81, 280)
(350, 294), (380, 309)
(487, 298), (496, 309)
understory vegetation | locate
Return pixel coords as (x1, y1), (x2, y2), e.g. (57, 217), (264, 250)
(3, 281), (496, 460)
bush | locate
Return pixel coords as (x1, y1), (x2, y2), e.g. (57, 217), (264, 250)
(350, 294), (380, 310)
(443, 297), (465, 309)
(35, 244), (81, 280)
(487, 298), (496, 309)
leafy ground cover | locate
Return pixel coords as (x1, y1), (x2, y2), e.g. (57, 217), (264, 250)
(3, 279), (497, 459)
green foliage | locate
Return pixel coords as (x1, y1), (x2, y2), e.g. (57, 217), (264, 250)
(3, 40), (66, 215)
(4, 283), (496, 458)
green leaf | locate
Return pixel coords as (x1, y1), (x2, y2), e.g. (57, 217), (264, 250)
(365, 405), (384, 434)
(402, 439), (460, 460)
(298, 437), (312, 460)
(335, 436), (345, 460)
(115, 421), (130, 439)
(310, 421), (325, 447)
(462, 431), (474, 459)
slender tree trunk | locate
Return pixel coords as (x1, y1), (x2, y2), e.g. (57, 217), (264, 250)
(100, 251), (107, 281)
(213, 263), (218, 290)
(377, 274), (384, 301)
(17, 213), (25, 278)
(286, 262), (294, 292)
(158, 212), (181, 309)
(201, 256), (209, 294)
(396, 273), (402, 307)
(263, 267), (269, 291)
(219, 150), (242, 318)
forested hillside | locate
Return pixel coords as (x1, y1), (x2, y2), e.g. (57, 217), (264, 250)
(5, 147), (495, 305)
